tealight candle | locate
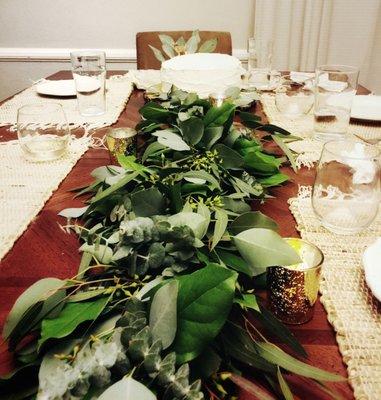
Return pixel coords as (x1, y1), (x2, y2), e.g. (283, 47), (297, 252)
(209, 92), (227, 107)
(267, 238), (324, 324)
(105, 127), (137, 164)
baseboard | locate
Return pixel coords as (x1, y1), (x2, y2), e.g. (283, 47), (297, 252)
(0, 47), (248, 63)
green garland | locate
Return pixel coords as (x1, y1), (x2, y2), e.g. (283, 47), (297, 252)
(0, 92), (344, 400)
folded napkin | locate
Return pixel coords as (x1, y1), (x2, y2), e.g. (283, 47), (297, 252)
(128, 70), (162, 90)
(290, 71), (314, 84)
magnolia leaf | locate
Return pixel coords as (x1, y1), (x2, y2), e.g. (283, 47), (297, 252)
(233, 228), (301, 276)
(211, 208), (228, 250)
(197, 202), (211, 238)
(98, 377), (156, 400)
(168, 211), (207, 240)
(149, 280), (178, 349)
(179, 117), (204, 145)
(58, 206), (89, 219)
(38, 296), (109, 350)
(204, 102), (236, 127)
(198, 38), (218, 53)
(230, 211), (278, 235)
(258, 173), (289, 187)
(139, 102), (173, 122)
(255, 342), (345, 382)
(277, 367), (294, 400)
(244, 151), (281, 174)
(215, 249), (252, 276)
(153, 130), (190, 151)
(149, 45), (166, 63)
(142, 141), (166, 163)
(201, 126), (224, 149)
(183, 170), (221, 190)
(3, 278), (65, 340)
(213, 143), (244, 169)
(131, 187), (165, 217)
(221, 197), (251, 214)
(185, 30), (201, 54)
(79, 243), (113, 264)
(173, 264), (237, 363)
(228, 374), (276, 400)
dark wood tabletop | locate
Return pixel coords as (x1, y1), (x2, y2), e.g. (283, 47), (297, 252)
(0, 71), (359, 399)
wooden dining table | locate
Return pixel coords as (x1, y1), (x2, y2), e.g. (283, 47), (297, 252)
(0, 70), (361, 399)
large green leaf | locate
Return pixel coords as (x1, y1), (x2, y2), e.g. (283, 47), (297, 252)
(215, 249), (253, 276)
(256, 342), (345, 382)
(38, 297), (109, 350)
(213, 144), (244, 169)
(141, 141), (166, 163)
(203, 103), (236, 127)
(131, 187), (165, 217)
(179, 117), (204, 145)
(153, 130), (190, 151)
(233, 228), (301, 276)
(258, 173), (289, 187)
(200, 126), (224, 149)
(230, 211), (278, 235)
(211, 208), (228, 250)
(79, 243), (113, 264)
(116, 154), (151, 177)
(173, 264), (237, 363)
(3, 278), (66, 340)
(149, 280), (178, 349)
(140, 101), (173, 122)
(98, 377), (156, 400)
(244, 151), (281, 175)
(168, 212), (207, 240)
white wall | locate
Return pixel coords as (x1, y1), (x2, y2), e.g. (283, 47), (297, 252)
(0, 0), (255, 100)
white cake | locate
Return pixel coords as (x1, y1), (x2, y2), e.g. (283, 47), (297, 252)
(161, 53), (245, 98)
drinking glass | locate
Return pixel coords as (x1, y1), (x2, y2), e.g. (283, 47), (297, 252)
(267, 238), (324, 324)
(247, 37), (274, 90)
(17, 103), (70, 162)
(312, 140), (380, 235)
(275, 75), (314, 117)
(314, 65), (359, 141)
(70, 51), (106, 116)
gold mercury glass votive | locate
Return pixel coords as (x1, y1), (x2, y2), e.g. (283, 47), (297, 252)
(105, 127), (137, 164)
(267, 238), (324, 325)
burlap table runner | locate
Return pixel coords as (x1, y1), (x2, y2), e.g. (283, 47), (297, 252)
(289, 186), (381, 399)
(261, 94), (381, 168)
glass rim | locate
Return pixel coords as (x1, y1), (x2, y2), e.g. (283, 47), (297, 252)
(70, 50), (106, 58)
(322, 139), (380, 160)
(17, 103), (64, 115)
(316, 64), (359, 74)
(283, 237), (324, 270)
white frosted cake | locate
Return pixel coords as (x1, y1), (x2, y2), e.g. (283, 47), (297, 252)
(161, 53), (245, 97)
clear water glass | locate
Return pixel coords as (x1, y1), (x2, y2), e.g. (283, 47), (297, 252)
(17, 103), (70, 162)
(312, 140), (380, 235)
(275, 75), (314, 117)
(247, 37), (273, 90)
(314, 65), (359, 141)
(70, 51), (106, 116)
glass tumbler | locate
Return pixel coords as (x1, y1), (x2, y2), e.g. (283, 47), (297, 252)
(312, 140), (380, 235)
(247, 37), (274, 90)
(314, 65), (359, 141)
(275, 75), (314, 117)
(70, 51), (106, 116)
(17, 103), (70, 162)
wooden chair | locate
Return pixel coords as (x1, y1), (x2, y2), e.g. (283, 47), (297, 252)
(136, 31), (232, 70)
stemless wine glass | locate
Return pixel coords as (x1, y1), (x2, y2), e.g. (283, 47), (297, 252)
(17, 103), (70, 162)
(312, 140), (380, 235)
(275, 75), (314, 117)
(247, 37), (274, 90)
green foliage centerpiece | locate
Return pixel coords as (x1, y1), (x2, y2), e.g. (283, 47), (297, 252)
(0, 91), (343, 400)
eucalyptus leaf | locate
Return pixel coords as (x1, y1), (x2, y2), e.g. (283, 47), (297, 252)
(168, 212), (207, 239)
(149, 280), (178, 349)
(141, 141), (166, 163)
(173, 264), (237, 363)
(197, 202), (211, 238)
(221, 197), (251, 214)
(211, 208), (228, 250)
(233, 228), (301, 276)
(140, 102), (173, 122)
(272, 134), (298, 173)
(230, 211), (278, 235)
(131, 187), (165, 217)
(183, 170), (221, 190)
(77, 251), (93, 278)
(198, 38), (218, 53)
(97, 377), (156, 400)
(153, 130), (191, 151)
(91, 165), (125, 181)
(80, 243), (113, 264)
(244, 151), (281, 174)
(58, 206), (89, 219)
(200, 126), (224, 149)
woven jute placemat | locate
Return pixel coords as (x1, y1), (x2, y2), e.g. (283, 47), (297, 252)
(289, 186), (381, 399)
(0, 138), (90, 261)
(261, 94), (381, 168)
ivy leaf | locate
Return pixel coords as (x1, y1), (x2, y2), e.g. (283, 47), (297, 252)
(211, 208), (228, 250)
(97, 377), (156, 400)
(213, 144), (244, 169)
(149, 280), (178, 349)
(153, 130), (190, 151)
(173, 264), (237, 363)
(203, 102), (236, 127)
(230, 211), (278, 235)
(179, 117), (204, 145)
(198, 38), (218, 53)
(38, 297), (109, 350)
(233, 228), (301, 276)
(149, 45), (166, 63)
(131, 187), (165, 217)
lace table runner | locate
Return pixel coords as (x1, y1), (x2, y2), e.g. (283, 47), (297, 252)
(0, 138), (91, 261)
(0, 74), (134, 132)
(289, 186), (381, 399)
(261, 94), (381, 168)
